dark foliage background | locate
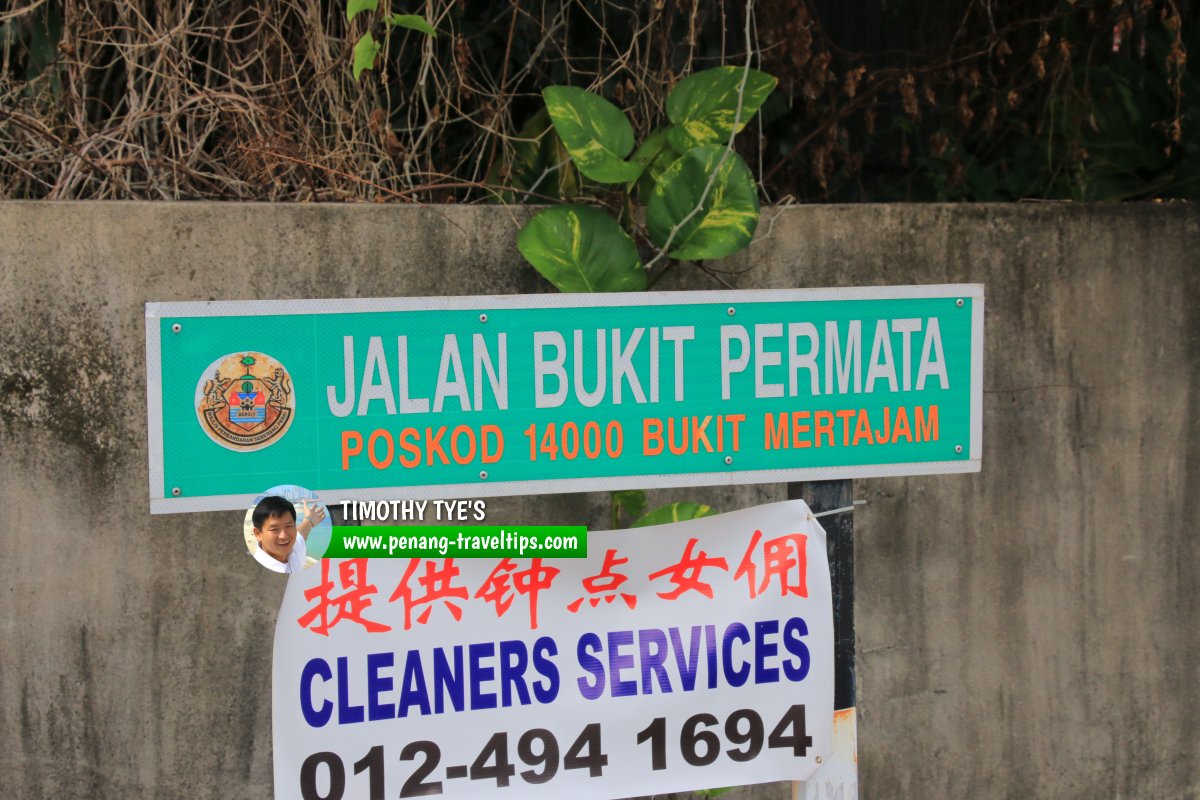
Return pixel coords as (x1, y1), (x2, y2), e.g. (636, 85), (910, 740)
(1, 0), (1194, 202)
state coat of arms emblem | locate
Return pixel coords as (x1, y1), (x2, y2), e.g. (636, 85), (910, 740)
(195, 352), (295, 451)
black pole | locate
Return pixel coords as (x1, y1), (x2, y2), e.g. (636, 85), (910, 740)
(789, 480), (855, 711)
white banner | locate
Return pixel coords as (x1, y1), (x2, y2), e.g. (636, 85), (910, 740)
(272, 500), (834, 800)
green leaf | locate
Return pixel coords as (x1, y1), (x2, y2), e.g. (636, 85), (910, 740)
(543, 86), (644, 184)
(666, 66), (778, 152)
(630, 128), (671, 172)
(25, 2), (64, 92)
(632, 502), (715, 528)
(489, 109), (579, 202)
(611, 490), (648, 524)
(630, 128), (680, 199)
(646, 145), (760, 261)
(388, 14), (437, 36)
(346, 0), (378, 22)
(352, 33), (381, 81)
(517, 205), (646, 293)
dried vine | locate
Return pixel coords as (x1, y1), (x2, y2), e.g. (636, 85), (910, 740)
(0, 0), (1194, 202)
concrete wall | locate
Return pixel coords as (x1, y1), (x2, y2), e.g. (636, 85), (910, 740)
(0, 202), (1196, 799)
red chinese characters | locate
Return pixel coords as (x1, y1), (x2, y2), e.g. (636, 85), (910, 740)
(297, 558), (391, 636)
(475, 557), (561, 629)
(648, 538), (729, 600)
(568, 548), (637, 613)
(734, 529), (809, 599)
(297, 522), (805, 638)
(388, 558), (470, 630)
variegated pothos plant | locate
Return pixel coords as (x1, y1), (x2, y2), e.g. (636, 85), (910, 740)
(345, 0), (436, 81)
(514, 66), (777, 295)
(510, 66), (777, 528)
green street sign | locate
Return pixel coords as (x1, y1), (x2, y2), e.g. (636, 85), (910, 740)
(146, 286), (982, 512)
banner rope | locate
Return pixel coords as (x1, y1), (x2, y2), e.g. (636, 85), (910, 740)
(810, 500), (867, 519)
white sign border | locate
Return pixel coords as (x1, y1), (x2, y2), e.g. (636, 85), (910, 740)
(146, 285), (984, 513)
